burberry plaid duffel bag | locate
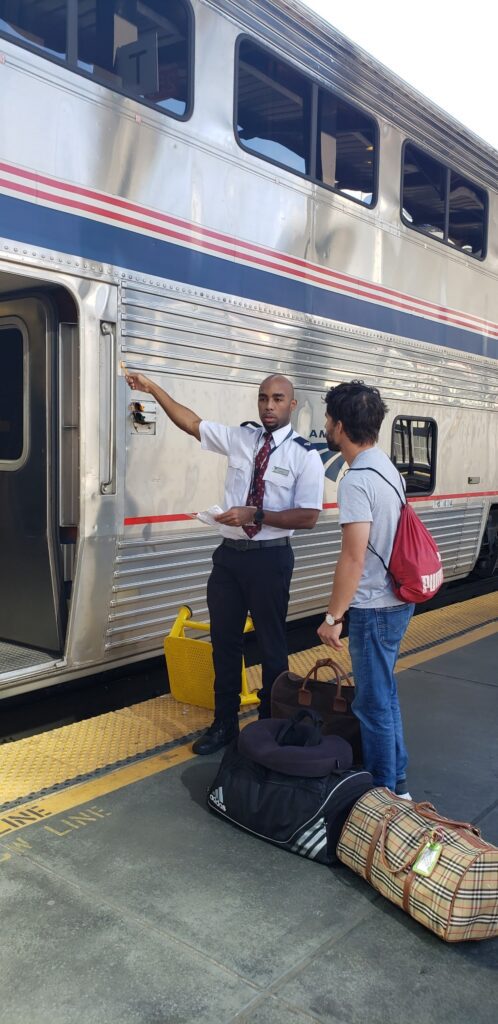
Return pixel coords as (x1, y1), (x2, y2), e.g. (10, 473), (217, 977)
(336, 788), (498, 942)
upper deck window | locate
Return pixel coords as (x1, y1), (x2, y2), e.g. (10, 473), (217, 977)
(0, 0), (193, 120)
(316, 88), (375, 205)
(237, 39), (312, 175)
(0, 0), (67, 61)
(402, 143), (487, 258)
(236, 38), (377, 207)
(77, 1), (191, 117)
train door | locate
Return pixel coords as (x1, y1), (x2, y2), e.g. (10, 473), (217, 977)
(0, 296), (67, 653)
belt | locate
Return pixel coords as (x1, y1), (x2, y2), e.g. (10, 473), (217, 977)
(222, 537), (290, 550)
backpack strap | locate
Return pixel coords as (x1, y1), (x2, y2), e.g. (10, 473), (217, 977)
(346, 465), (406, 573)
(347, 465), (406, 507)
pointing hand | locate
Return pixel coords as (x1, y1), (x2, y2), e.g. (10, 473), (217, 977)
(123, 365), (153, 393)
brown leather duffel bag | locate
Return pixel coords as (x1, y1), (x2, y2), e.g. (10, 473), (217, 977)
(271, 658), (362, 765)
(337, 788), (498, 942)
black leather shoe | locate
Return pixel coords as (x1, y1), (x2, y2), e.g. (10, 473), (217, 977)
(192, 719), (239, 756)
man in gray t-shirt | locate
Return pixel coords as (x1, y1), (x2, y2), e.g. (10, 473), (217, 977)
(317, 381), (414, 797)
(338, 445), (405, 608)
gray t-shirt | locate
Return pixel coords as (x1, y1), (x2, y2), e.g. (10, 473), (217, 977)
(338, 446), (405, 608)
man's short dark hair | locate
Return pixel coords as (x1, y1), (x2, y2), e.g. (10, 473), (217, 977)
(325, 381), (388, 444)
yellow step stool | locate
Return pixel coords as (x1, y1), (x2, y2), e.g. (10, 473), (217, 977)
(164, 605), (259, 710)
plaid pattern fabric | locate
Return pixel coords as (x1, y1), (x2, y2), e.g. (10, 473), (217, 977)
(337, 788), (498, 942)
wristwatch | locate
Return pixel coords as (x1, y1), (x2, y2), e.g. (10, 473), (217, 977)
(325, 613), (345, 626)
(253, 508), (265, 525)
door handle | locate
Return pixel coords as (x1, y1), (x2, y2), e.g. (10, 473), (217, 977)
(100, 321), (116, 495)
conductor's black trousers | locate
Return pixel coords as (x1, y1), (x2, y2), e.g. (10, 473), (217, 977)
(207, 538), (294, 721)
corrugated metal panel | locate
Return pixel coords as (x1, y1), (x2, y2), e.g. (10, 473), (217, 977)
(206, 0), (498, 189)
(122, 283), (498, 407)
(106, 508), (484, 653)
(418, 504), (484, 575)
(106, 521), (341, 651)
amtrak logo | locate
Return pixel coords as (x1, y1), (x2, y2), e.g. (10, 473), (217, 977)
(295, 404), (345, 482)
(308, 434), (346, 482)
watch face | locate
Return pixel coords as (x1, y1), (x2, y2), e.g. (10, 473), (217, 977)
(255, 509), (264, 524)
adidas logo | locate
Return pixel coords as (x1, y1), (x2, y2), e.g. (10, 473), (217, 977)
(210, 786), (226, 812)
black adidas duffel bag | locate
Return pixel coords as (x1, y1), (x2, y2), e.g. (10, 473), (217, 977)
(207, 711), (372, 865)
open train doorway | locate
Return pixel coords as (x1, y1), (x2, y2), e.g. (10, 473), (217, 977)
(0, 280), (78, 674)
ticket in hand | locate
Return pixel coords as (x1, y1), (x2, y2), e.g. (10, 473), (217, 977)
(196, 505), (224, 527)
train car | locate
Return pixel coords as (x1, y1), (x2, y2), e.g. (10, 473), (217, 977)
(0, 0), (497, 699)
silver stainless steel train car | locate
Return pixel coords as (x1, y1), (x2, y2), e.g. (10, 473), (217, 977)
(0, 0), (497, 699)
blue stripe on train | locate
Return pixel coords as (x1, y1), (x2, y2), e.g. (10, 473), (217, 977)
(0, 192), (495, 358)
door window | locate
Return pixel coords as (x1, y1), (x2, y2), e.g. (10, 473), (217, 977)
(0, 327), (25, 465)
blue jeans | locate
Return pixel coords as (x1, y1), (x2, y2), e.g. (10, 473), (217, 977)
(348, 603), (414, 790)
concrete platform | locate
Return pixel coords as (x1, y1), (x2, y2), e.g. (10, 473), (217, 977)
(0, 633), (497, 1023)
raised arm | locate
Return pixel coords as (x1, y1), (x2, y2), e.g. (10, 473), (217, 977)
(124, 370), (201, 441)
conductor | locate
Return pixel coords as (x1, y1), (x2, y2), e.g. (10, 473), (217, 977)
(125, 370), (325, 754)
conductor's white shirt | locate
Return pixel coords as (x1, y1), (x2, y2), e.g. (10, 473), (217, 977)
(199, 420), (325, 541)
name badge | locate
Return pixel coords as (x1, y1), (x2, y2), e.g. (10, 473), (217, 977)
(272, 466), (290, 477)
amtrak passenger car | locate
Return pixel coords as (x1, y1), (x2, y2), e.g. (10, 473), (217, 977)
(0, 0), (497, 698)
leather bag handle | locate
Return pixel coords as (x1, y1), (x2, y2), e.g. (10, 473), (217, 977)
(412, 802), (481, 837)
(377, 808), (430, 876)
(298, 658), (347, 713)
(366, 800), (482, 884)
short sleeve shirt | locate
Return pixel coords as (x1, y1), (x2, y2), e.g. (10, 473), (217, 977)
(338, 446), (405, 608)
(199, 420), (324, 540)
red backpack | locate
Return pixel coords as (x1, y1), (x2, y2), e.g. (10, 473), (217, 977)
(348, 467), (444, 603)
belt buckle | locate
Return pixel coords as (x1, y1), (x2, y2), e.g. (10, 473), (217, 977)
(240, 539), (251, 551)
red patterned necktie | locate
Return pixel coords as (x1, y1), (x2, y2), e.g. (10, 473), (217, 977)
(243, 432), (272, 538)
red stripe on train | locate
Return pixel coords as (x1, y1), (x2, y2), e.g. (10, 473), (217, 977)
(1, 159), (497, 337)
(123, 491), (498, 525)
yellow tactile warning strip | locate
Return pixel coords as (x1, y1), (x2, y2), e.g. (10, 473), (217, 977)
(0, 592), (496, 809)
(0, 700), (216, 807)
(0, 745), (195, 843)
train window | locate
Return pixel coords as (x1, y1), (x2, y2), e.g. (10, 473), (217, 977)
(0, 327), (24, 463)
(0, 1), (192, 120)
(0, 0), (67, 61)
(76, 0), (192, 118)
(236, 39), (312, 175)
(402, 145), (447, 240)
(316, 88), (376, 205)
(236, 38), (378, 207)
(448, 172), (486, 257)
(391, 416), (437, 495)
(402, 143), (487, 259)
